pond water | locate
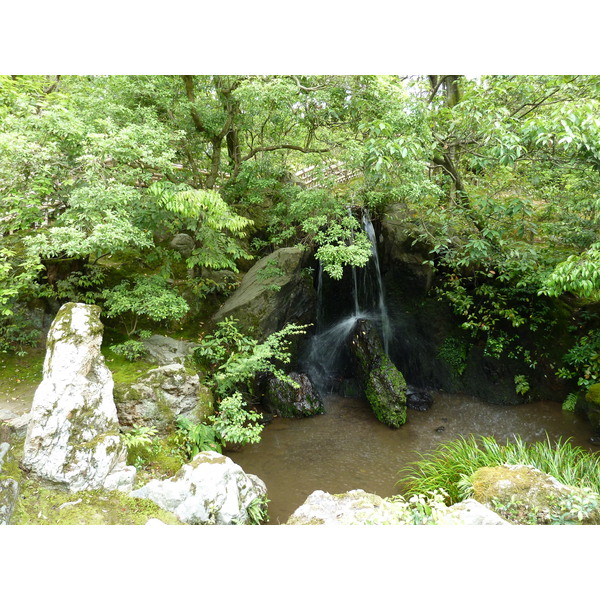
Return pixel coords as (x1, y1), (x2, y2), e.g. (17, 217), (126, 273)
(225, 392), (598, 524)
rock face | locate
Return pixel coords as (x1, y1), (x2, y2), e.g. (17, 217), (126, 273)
(211, 247), (315, 339)
(263, 372), (324, 418)
(130, 451), (268, 524)
(583, 383), (600, 435)
(435, 499), (510, 525)
(22, 303), (134, 492)
(114, 364), (214, 432)
(349, 319), (407, 427)
(286, 489), (510, 525)
(287, 489), (389, 525)
(0, 442), (19, 525)
(471, 464), (600, 525)
(141, 334), (199, 367)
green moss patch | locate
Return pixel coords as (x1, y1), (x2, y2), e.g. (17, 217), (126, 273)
(10, 476), (182, 525)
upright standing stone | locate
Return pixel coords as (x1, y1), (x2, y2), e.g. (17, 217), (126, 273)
(22, 303), (134, 492)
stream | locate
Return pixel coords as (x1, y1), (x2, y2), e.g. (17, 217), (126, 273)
(225, 392), (597, 524)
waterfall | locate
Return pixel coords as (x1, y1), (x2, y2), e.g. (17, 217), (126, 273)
(302, 209), (392, 395)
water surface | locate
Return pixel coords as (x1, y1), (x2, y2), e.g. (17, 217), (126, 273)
(226, 393), (597, 524)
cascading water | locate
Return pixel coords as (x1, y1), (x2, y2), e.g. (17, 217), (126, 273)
(302, 209), (393, 395)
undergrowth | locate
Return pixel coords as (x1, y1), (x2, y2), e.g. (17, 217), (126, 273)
(398, 434), (600, 504)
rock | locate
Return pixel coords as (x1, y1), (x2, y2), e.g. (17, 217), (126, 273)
(5, 413), (31, 440)
(286, 489), (390, 525)
(0, 442), (20, 525)
(211, 247), (315, 339)
(130, 451), (268, 525)
(436, 499), (511, 525)
(349, 319), (407, 427)
(263, 372), (324, 418)
(141, 334), (199, 367)
(21, 303), (133, 492)
(114, 363), (214, 432)
(406, 386), (433, 411)
(0, 409), (19, 422)
(169, 233), (195, 257)
(380, 203), (434, 294)
(471, 464), (600, 525)
(583, 383), (600, 435)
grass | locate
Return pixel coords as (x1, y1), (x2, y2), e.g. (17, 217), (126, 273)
(398, 434), (600, 504)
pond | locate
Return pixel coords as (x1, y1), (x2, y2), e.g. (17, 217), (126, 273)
(225, 392), (598, 524)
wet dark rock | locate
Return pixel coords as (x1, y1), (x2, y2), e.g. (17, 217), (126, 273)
(263, 372), (324, 418)
(590, 437), (600, 446)
(348, 319), (407, 428)
(406, 386), (433, 411)
(435, 426), (445, 433)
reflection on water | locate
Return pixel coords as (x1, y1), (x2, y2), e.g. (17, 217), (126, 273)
(225, 393), (598, 524)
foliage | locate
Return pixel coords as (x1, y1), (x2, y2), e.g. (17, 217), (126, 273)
(209, 392), (264, 446)
(399, 434), (600, 503)
(109, 339), (147, 362)
(103, 275), (189, 337)
(121, 425), (160, 467)
(174, 417), (222, 458)
(557, 329), (600, 390)
(436, 335), (470, 377)
(195, 317), (307, 396)
(355, 489), (450, 525)
(562, 392), (579, 412)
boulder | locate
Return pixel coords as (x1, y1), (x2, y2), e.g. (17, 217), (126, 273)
(286, 489), (390, 525)
(114, 364), (214, 432)
(435, 499), (510, 525)
(141, 334), (199, 367)
(21, 303), (135, 492)
(380, 203), (434, 294)
(211, 247), (315, 339)
(471, 464), (600, 525)
(406, 386), (434, 411)
(169, 233), (195, 258)
(130, 451), (268, 525)
(583, 383), (600, 435)
(349, 319), (407, 427)
(0, 442), (19, 525)
(263, 372), (324, 418)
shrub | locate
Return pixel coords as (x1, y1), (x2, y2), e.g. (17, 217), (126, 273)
(399, 434), (600, 503)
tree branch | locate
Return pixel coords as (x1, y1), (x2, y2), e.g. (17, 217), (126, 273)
(242, 144), (329, 162)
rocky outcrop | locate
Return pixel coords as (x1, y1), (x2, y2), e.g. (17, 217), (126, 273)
(286, 489), (509, 525)
(471, 464), (600, 524)
(22, 303), (135, 492)
(211, 247), (315, 339)
(130, 451), (268, 524)
(141, 334), (199, 367)
(380, 203), (434, 294)
(435, 499), (510, 525)
(114, 364), (214, 432)
(0, 442), (19, 525)
(263, 372), (324, 418)
(349, 319), (407, 427)
(583, 383), (600, 436)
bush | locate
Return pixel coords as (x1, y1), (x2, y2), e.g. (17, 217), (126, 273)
(399, 435), (600, 504)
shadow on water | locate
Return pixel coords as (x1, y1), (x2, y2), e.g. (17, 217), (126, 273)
(226, 392), (598, 525)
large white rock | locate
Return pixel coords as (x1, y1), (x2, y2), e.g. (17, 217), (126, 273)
(22, 303), (133, 492)
(130, 451), (268, 524)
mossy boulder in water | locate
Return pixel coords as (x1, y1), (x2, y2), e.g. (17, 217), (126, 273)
(263, 372), (324, 418)
(349, 319), (407, 428)
(584, 383), (600, 435)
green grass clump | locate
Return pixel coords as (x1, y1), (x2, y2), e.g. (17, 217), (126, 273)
(398, 435), (600, 504)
